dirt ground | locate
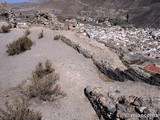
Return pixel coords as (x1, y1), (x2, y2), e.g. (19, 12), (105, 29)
(0, 25), (159, 120)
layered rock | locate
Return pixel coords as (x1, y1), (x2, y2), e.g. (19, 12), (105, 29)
(59, 33), (160, 86)
(84, 86), (160, 120)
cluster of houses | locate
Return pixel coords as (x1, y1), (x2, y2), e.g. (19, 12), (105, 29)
(75, 23), (160, 73)
(75, 23), (160, 59)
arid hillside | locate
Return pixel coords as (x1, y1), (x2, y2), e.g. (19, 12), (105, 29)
(32, 0), (160, 28)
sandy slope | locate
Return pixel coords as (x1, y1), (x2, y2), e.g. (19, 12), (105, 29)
(0, 26), (159, 120)
(0, 27), (100, 120)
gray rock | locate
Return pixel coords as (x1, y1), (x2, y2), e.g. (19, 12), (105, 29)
(84, 86), (160, 120)
(106, 104), (116, 114)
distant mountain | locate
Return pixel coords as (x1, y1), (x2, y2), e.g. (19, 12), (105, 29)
(13, 0), (160, 28)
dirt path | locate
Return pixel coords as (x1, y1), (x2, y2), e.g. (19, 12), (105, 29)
(0, 27), (159, 120)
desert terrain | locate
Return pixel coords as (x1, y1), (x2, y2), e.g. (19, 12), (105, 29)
(0, 0), (160, 120)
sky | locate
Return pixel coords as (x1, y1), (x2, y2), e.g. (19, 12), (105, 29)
(0, 0), (28, 3)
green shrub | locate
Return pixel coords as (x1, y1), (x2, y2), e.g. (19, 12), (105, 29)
(26, 60), (64, 101)
(38, 30), (43, 39)
(0, 97), (42, 120)
(0, 24), (12, 33)
(6, 36), (33, 55)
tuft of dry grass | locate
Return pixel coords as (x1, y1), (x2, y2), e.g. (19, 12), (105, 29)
(38, 30), (44, 39)
(54, 35), (61, 40)
(26, 60), (65, 101)
(0, 24), (12, 33)
(25, 29), (31, 36)
(0, 97), (42, 120)
(6, 36), (33, 55)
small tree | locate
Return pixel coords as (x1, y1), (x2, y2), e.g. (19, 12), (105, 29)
(126, 14), (129, 23)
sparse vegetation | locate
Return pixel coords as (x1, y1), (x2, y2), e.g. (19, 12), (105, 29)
(25, 29), (31, 36)
(6, 36), (33, 55)
(0, 24), (12, 33)
(54, 35), (61, 40)
(26, 60), (64, 101)
(38, 30), (44, 39)
(0, 97), (42, 120)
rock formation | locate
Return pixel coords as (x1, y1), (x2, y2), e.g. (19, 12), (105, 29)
(1, 10), (64, 30)
(59, 34), (160, 86)
(32, 11), (64, 30)
(84, 86), (160, 120)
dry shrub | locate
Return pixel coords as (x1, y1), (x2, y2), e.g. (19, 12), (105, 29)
(0, 24), (12, 33)
(6, 36), (33, 55)
(26, 60), (64, 101)
(25, 29), (31, 36)
(32, 60), (55, 79)
(0, 97), (42, 120)
(54, 35), (61, 40)
(38, 30), (43, 39)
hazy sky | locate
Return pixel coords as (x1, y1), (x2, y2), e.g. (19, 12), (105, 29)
(0, 0), (27, 3)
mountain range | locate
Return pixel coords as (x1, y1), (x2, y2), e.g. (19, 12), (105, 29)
(10, 0), (160, 28)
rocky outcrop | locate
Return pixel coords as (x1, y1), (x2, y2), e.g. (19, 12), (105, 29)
(64, 18), (78, 30)
(2, 10), (64, 30)
(84, 86), (160, 120)
(60, 34), (160, 86)
(32, 11), (64, 30)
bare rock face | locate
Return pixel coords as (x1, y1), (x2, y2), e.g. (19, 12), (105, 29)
(84, 86), (160, 120)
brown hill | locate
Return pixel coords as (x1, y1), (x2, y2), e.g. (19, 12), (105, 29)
(12, 0), (160, 28)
